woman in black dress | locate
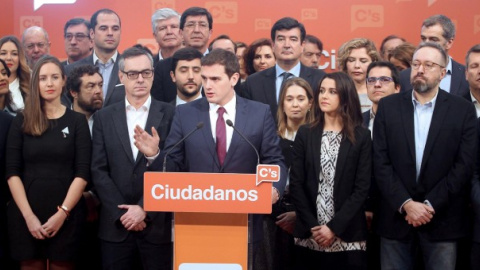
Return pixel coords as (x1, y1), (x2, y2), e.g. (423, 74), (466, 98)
(6, 56), (91, 270)
(289, 72), (371, 269)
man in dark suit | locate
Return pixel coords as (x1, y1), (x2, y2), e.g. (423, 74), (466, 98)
(151, 8), (183, 65)
(242, 17), (325, 121)
(62, 18), (92, 66)
(464, 44), (480, 117)
(146, 49), (286, 268)
(362, 61), (400, 130)
(399, 15), (469, 96)
(91, 47), (174, 270)
(151, 7), (212, 103)
(169, 47), (203, 106)
(374, 42), (477, 270)
(66, 9), (123, 108)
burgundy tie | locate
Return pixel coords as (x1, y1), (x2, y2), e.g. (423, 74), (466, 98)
(216, 107), (227, 166)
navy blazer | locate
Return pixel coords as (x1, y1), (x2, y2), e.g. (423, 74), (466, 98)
(241, 64), (325, 121)
(65, 53), (123, 107)
(289, 124), (371, 242)
(373, 90), (477, 240)
(91, 98), (175, 243)
(399, 58), (469, 97)
(155, 96), (287, 242)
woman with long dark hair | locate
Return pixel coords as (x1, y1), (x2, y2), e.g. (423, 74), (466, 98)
(290, 72), (371, 269)
(0, 59), (17, 115)
(6, 56), (91, 270)
(243, 38), (276, 76)
(0, 36), (31, 110)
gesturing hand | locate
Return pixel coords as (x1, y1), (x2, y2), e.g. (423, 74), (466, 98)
(133, 125), (160, 157)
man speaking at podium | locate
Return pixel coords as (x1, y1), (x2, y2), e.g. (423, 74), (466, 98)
(144, 48), (286, 267)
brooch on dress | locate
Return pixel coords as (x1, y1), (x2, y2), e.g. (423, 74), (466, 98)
(61, 127), (69, 138)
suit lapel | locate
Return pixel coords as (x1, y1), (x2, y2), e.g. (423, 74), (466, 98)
(134, 99), (165, 165)
(311, 125), (322, 183)
(264, 68), (278, 113)
(198, 99), (221, 169)
(112, 102), (135, 164)
(419, 90), (449, 175)
(450, 60), (462, 96)
(223, 97), (247, 167)
(104, 61), (120, 105)
(333, 133), (352, 196)
(401, 91), (416, 164)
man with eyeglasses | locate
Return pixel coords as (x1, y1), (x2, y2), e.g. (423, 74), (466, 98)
(399, 14), (469, 97)
(151, 7), (213, 103)
(91, 46), (174, 270)
(373, 42), (477, 270)
(66, 9), (123, 108)
(22, 26), (50, 69)
(62, 18), (93, 66)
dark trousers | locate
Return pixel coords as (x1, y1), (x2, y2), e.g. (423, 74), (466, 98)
(101, 234), (172, 270)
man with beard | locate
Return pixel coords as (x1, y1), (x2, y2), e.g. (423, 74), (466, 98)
(66, 64), (103, 269)
(169, 47), (203, 106)
(373, 42), (477, 270)
(67, 65), (104, 134)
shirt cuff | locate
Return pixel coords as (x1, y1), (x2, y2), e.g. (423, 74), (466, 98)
(145, 149), (160, 166)
(424, 200), (433, 210)
(399, 198), (412, 213)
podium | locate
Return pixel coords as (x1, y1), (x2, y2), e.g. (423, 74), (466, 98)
(144, 165), (280, 270)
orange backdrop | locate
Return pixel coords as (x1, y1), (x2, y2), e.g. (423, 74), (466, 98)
(2, 0), (480, 71)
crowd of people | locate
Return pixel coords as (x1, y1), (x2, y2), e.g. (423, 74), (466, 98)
(0, 5), (479, 270)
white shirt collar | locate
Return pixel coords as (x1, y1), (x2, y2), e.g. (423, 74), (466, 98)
(209, 93), (236, 114)
(93, 50), (118, 65)
(125, 95), (152, 111)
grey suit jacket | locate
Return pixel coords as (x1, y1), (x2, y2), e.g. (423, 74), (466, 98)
(91, 98), (175, 243)
(65, 53), (123, 107)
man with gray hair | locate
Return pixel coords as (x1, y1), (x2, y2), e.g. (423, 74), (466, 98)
(399, 14), (469, 96)
(22, 26), (50, 69)
(151, 8), (183, 65)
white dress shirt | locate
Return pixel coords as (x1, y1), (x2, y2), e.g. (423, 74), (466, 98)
(126, 96), (152, 160)
(209, 94), (236, 152)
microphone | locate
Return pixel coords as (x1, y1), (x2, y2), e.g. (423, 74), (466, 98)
(226, 119), (260, 165)
(163, 122), (204, 172)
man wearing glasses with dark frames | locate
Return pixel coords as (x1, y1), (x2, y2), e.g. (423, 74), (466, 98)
(374, 42), (477, 270)
(62, 18), (93, 66)
(91, 46), (174, 270)
(21, 26), (50, 69)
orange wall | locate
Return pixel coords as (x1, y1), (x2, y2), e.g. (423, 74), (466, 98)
(2, 0), (480, 71)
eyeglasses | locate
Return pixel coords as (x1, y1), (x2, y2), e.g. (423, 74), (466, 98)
(121, 69), (154, 80)
(25, 42), (47, 51)
(411, 61), (445, 71)
(65, 33), (89, 41)
(184, 21), (209, 29)
(366, 76), (394, 85)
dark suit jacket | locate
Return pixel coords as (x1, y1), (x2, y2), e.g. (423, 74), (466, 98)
(399, 58), (469, 96)
(65, 53), (123, 107)
(373, 89), (477, 240)
(472, 119), (480, 243)
(362, 110), (370, 129)
(91, 98), (175, 243)
(0, 112), (13, 258)
(154, 96), (287, 242)
(241, 64), (325, 120)
(289, 125), (371, 242)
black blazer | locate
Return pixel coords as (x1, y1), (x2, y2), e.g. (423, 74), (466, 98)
(91, 98), (175, 243)
(399, 59), (469, 97)
(472, 118), (480, 243)
(65, 53), (123, 107)
(151, 57), (176, 103)
(289, 124), (371, 242)
(362, 110), (370, 129)
(373, 90), (477, 240)
(241, 64), (325, 121)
